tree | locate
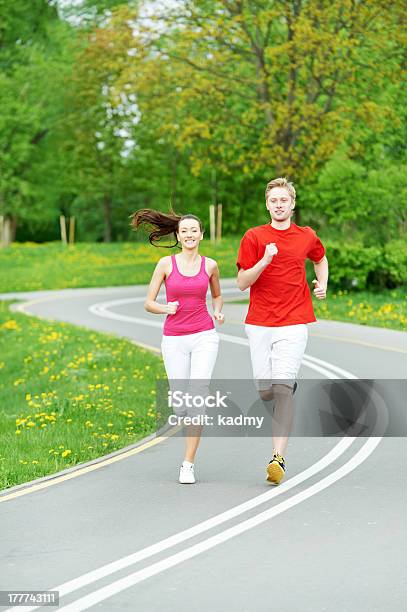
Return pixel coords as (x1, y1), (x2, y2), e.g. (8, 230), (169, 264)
(125, 0), (405, 223)
(0, 0), (66, 244)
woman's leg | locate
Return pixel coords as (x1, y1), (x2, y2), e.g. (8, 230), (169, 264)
(161, 335), (196, 481)
(190, 329), (219, 378)
(160, 335), (191, 380)
(184, 330), (220, 463)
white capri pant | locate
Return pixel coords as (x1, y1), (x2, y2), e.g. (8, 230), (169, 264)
(245, 323), (308, 390)
(161, 328), (219, 379)
(161, 329), (220, 416)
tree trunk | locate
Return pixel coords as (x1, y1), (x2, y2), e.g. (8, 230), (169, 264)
(1, 216), (18, 246)
(103, 196), (112, 242)
(10, 216), (17, 241)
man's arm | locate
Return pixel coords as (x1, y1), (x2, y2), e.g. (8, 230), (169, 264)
(237, 243), (278, 291)
(312, 256), (329, 300)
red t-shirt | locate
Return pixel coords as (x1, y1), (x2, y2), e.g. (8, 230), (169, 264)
(236, 223), (326, 326)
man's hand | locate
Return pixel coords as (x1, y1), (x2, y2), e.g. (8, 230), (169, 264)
(213, 311), (225, 324)
(262, 243), (278, 265)
(312, 280), (327, 300)
(165, 301), (179, 314)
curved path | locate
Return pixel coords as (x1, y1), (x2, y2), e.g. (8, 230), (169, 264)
(0, 282), (406, 611)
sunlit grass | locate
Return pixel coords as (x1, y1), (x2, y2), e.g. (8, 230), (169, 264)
(229, 287), (407, 331)
(0, 300), (166, 491)
(0, 240), (241, 292)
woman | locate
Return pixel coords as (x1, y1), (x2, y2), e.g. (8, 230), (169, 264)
(130, 208), (224, 484)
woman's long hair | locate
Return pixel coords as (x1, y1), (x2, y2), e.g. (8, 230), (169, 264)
(129, 207), (203, 248)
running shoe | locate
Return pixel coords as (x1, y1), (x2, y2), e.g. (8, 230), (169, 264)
(179, 463), (196, 484)
(266, 452), (286, 485)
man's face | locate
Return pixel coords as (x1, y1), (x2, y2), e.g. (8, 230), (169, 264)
(266, 187), (294, 221)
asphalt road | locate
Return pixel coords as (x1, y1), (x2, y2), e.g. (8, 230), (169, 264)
(0, 282), (406, 612)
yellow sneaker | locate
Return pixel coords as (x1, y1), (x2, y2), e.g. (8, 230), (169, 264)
(266, 452), (286, 485)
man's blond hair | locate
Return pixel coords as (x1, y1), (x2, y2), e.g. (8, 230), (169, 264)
(265, 177), (296, 204)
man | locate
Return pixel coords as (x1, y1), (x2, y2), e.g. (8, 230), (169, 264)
(236, 177), (328, 485)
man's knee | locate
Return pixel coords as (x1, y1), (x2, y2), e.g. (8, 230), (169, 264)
(259, 388), (274, 401)
(273, 383), (294, 396)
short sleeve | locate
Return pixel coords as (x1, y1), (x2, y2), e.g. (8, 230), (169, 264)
(236, 231), (259, 270)
(307, 231), (326, 263)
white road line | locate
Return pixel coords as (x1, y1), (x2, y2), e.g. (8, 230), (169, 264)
(5, 295), (377, 612)
(5, 435), (355, 612)
(88, 297), (358, 380)
(302, 354), (358, 379)
(57, 431), (385, 611)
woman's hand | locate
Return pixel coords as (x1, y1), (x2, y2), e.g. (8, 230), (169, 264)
(165, 301), (179, 314)
(213, 311), (225, 324)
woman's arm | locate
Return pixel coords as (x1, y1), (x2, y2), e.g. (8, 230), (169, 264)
(144, 258), (178, 315)
(208, 260), (224, 324)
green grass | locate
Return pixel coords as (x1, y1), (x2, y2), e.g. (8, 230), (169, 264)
(0, 240), (406, 331)
(0, 240), (405, 489)
(0, 300), (166, 491)
(230, 287), (407, 331)
(0, 240), (241, 292)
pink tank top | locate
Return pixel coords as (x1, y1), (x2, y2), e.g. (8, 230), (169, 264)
(163, 255), (215, 336)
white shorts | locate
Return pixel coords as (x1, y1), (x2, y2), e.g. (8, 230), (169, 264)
(245, 323), (308, 390)
(161, 329), (219, 416)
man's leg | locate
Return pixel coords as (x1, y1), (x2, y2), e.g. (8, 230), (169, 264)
(270, 384), (295, 456)
(270, 324), (308, 456)
(245, 324), (273, 397)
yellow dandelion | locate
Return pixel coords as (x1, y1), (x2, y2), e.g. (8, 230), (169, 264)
(3, 320), (20, 330)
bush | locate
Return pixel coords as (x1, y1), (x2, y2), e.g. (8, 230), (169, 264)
(370, 240), (407, 288)
(323, 240), (407, 290)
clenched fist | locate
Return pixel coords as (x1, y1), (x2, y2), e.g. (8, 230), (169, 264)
(165, 301), (179, 314)
(213, 311), (225, 324)
(312, 280), (327, 300)
(262, 243), (278, 265)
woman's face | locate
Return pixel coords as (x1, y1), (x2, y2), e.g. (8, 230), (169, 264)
(177, 219), (203, 249)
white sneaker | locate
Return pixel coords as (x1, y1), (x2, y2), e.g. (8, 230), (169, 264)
(179, 463), (196, 484)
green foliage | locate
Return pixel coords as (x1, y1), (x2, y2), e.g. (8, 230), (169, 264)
(323, 240), (407, 290)
(301, 152), (407, 245)
(375, 241), (407, 288)
(0, 0), (405, 266)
